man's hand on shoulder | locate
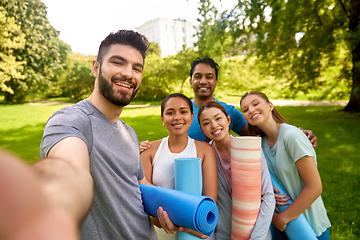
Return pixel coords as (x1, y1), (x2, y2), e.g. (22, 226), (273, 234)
(299, 127), (318, 148)
(140, 140), (151, 153)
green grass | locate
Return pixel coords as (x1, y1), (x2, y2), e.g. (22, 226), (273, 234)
(0, 103), (72, 162)
(0, 102), (359, 239)
(274, 105), (360, 240)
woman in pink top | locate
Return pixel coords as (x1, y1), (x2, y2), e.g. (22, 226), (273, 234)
(197, 101), (275, 240)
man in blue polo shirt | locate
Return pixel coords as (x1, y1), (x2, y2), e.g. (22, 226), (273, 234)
(187, 56), (317, 146)
(140, 57), (317, 149)
(188, 57), (249, 142)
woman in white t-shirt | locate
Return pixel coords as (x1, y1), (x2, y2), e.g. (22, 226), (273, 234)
(140, 93), (218, 240)
(240, 91), (331, 240)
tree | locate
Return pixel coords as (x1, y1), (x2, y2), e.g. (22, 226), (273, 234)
(0, 7), (26, 95)
(195, 0), (236, 58)
(1, 0), (70, 102)
(237, 0), (360, 112)
(46, 53), (93, 100)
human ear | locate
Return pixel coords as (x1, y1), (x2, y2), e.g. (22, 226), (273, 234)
(92, 60), (100, 77)
(269, 102), (274, 111)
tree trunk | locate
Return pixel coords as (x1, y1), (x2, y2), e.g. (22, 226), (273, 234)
(344, 0), (360, 112)
(4, 92), (15, 103)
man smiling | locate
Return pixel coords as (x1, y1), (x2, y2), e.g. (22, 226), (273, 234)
(187, 56), (318, 146)
(0, 30), (160, 240)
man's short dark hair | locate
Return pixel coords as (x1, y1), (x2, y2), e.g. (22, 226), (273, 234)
(189, 56), (220, 80)
(97, 30), (149, 64)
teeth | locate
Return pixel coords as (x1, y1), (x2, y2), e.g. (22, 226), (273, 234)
(115, 82), (131, 88)
(213, 129), (221, 135)
(174, 124), (183, 127)
(252, 113), (260, 119)
(200, 87), (208, 90)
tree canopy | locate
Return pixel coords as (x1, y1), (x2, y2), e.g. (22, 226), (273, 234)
(235, 0), (359, 112)
(0, 6), (26, 94)
(1, 0), (70, 102)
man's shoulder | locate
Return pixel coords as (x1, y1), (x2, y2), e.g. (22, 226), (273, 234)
(214, 98), (241, 116)
(48, 101), (92, 126)
(214, 98), (234, 108)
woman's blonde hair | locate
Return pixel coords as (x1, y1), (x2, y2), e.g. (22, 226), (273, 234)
(240, 91), (288, 136)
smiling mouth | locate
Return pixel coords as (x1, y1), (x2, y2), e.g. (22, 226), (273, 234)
(251, 113), (261, 119)
(212, 129), (222, 135)
(114, 82), (132, 89)
(199, 87), (209, 90)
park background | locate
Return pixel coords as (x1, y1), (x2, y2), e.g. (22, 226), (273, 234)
(0, 0), (359, 239)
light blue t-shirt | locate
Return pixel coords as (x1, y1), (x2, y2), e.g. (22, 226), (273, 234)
(189, 99), (247, 142)
(262, 123), (331, 236)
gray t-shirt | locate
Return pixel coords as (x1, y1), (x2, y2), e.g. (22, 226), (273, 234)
(40, 100), (157, 240)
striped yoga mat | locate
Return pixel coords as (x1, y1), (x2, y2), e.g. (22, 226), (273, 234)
(230, 136), (262, 240)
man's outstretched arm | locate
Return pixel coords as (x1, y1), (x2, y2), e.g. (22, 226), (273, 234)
(0, 137), (93, 240)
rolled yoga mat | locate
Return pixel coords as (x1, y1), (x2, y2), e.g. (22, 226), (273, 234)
(269, 171), (317, 240)
(175, 157), (205, 239)
(139, 184), (218, 236)
(230, 136), (262, 240)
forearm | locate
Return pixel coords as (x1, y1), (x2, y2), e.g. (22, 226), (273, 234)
(278, 186), (321, 224)
(0, 150), (82, 240)
(251, 159), (275, 239)
(250, 191), (275, 239)
(32, 157), (94, 223)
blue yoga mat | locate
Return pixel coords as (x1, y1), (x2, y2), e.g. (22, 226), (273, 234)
(175, 157), (203, 195)
(140, 184), (218, 236)
(175, 157), (205, 240)
(269, 171), (317, 240)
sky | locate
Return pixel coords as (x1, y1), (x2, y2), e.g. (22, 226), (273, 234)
(41, 0), (238, 56)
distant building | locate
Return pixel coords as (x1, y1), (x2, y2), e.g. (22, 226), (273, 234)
(136, 18), (195, 58)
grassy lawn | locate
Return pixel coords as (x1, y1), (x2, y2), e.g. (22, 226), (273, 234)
(0, 102), (359, 239)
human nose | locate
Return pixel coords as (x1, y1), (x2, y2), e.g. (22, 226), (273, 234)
(210, 120), (218, 128)
(174, 112), (181, 120)
(199, 76), (207, 84)
(248, 105), (255, 113)
(121, 65), (133, 79)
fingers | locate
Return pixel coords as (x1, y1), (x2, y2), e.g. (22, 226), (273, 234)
(273, 187), (281, 193)
(275, 206), (280, 213)
(139, 140), (151, 153)
(299, 128), (318, 148)
(311, 135), (318, 147)
(274, 188), (290, 206)
(157, 207), (177, 234)
(275, 194), (290, 206)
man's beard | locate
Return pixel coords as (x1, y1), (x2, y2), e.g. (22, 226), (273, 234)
(98, 67), (139, 107)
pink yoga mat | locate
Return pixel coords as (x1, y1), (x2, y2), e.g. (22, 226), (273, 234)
(230, 136), (262, 240)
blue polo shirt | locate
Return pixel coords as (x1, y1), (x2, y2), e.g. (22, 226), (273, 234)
(188, 99), (247, 142)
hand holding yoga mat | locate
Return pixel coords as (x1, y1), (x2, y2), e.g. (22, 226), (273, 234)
(139, 184), (219, 236)
(175, 157), (205, 240)
(269, 171), (317, 240)
(230, 136), (262, 240)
